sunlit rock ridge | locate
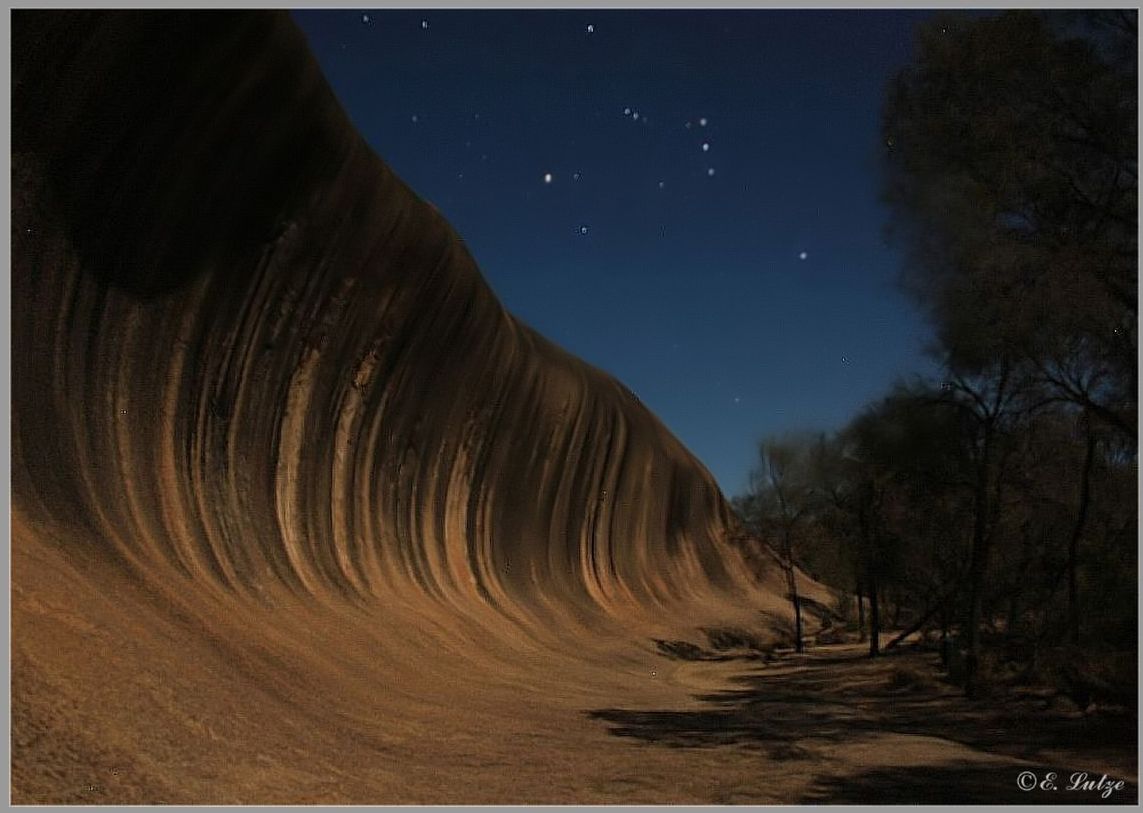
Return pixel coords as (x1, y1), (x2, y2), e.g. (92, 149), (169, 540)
(12, 11), (815, 802)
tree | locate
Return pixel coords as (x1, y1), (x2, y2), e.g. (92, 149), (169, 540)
(746, 433), (820, 653)
(882, 9), (1137, 695)
(883, 10), (1137, 444)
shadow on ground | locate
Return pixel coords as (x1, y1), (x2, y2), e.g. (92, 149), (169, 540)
(587, 645), (1137, 804)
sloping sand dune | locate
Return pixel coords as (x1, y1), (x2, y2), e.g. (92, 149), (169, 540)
(11, 11), (830, 803)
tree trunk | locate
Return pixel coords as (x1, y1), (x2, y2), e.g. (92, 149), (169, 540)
(886, 582), (961, 651)
(856, 580), (866, 642)
(965, 471), (992, 697)
(1068, 418), (1096, 646)
(793, 586), (804, 654)
(784, 561), (804, 654)
(868, 573), (880, 657)
(940, 602), (950, 667)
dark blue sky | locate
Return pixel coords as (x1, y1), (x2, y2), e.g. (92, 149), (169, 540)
(294, 10), (940, 496)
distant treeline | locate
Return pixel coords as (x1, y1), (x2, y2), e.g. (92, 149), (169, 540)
(733, 10), (1137, 703)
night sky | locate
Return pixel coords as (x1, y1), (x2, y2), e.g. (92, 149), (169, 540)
(293, 10), (940, 497)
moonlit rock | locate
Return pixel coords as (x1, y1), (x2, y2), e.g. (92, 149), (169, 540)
(9, 15), (826, 800)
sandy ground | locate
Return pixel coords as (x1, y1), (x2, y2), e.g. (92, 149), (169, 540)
(13, 522), (1136, 805)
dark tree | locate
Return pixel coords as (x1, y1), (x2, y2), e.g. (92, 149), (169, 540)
(747, 433), (820, 653)
(883, 10), (1137, 442)
(881, 9), (1137, 696)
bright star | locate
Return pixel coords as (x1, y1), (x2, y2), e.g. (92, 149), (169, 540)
(799, 251), (808, 260)
(543, 173), (553, 184)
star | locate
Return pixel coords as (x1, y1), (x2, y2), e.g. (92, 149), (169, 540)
(699, 117), (708, 127)
(543, 172), (553, 184)
(361, 13), (370, 24)
(702, 142), (710, 152)
(579, 225), (589, 235)
(799, 251), (808, 260)
(421, 19), (429, 29)
(707, 168), (716, 177)
(586, 23), (594, 33)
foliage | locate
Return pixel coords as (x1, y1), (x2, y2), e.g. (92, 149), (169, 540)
(733, 11), (1136, 695)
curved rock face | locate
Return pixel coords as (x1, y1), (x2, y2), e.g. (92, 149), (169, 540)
(12, 11), (811, 803)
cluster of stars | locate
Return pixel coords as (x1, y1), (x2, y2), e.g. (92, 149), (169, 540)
(622, 106), (646, 124)
(385, 17), (744, 240)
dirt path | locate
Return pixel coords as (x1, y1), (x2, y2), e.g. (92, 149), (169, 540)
(584, 642), (1138, 804)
